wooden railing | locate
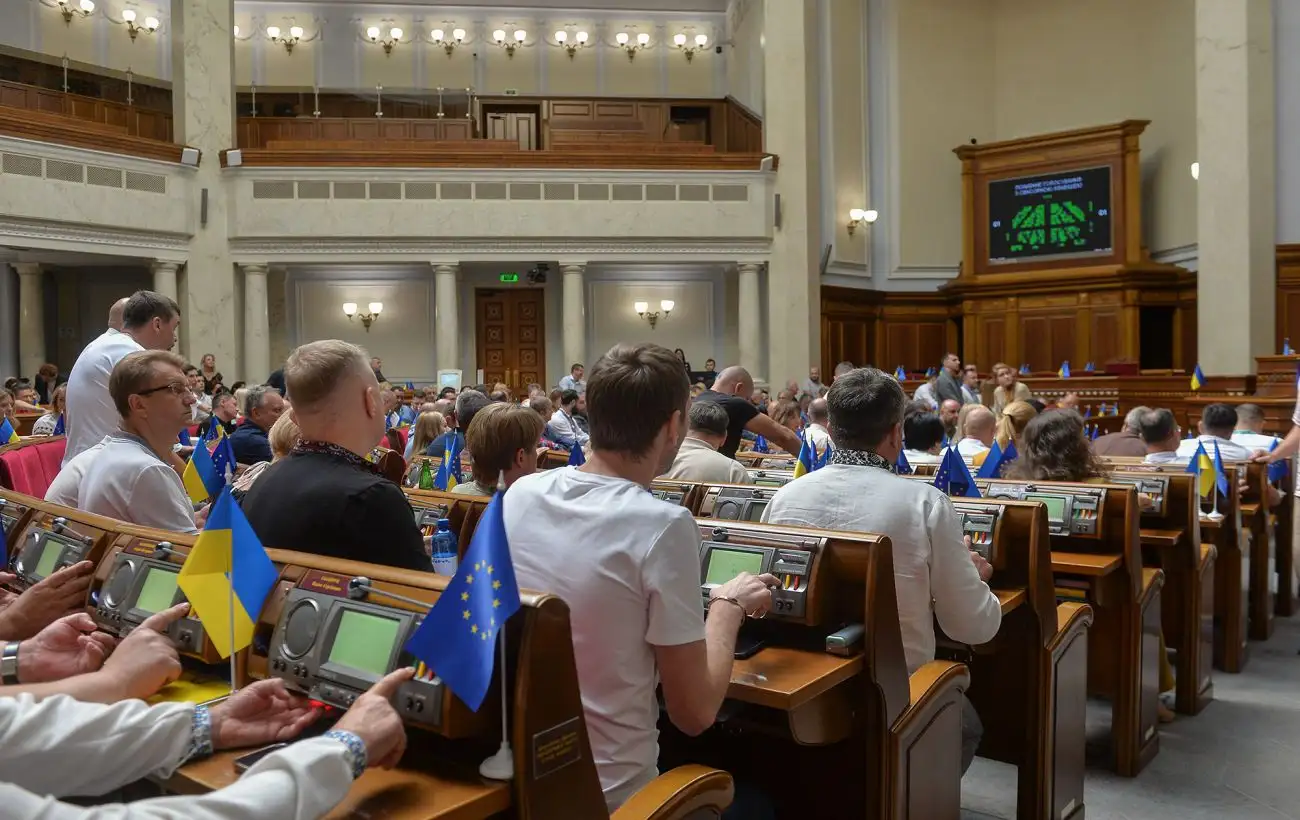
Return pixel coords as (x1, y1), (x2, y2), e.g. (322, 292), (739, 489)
(238, 116), (473, 150)
(221, 146), (775, 171)
(723, 96), (763, 153)
(0, 79), (172, 141)
(0, 103), (193, 165)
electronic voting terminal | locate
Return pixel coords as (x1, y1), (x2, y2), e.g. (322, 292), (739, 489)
(951, 502), (1003, 563)
(94, 540), (212, 656)
(697, 525), (821, 622)
(1108, 474), (1168, 517)
(11, 516), (102, 589)
(699, 486), (779, 523)
(748, 470), (794, 488)
(983, 482), (1105, 537)
(0, 496), (26, 542)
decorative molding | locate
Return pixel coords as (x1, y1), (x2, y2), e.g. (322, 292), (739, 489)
(0, 215), (189, 258)
(1152, 243), (1198, 271)
(891, 264), (959, 279)
(230, 237), (770, 263)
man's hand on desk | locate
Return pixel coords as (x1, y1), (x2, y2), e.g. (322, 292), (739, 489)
(964, 536), (993, 582)
(0, 561), (96, 640)
(333, 667), (414, 769)
(709, 572), (780, 618)
(99, 602), (187, 700)
(210, 678), (321, 750)
(18, 612), (117, 683)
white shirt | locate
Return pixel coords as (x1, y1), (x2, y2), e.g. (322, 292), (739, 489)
(903, 449), (943, 466)
(59, 433), (198, 534)
(1231, 431), (1276, 453)
(44, 439), (108, 509)
(1144, 450), (1182, 464)
(1174, 434), (1254, 463)
(558, 375), (587, 394)
(913, 382), (939, 410)
(63, 329), (143, 465)
(549, 408), (589, 446)
(504, 469), (705, 811)
(662, 437), (752, 485)
(0, 693), (353, 819)
(956, 437), (990, 458)
(803, 422), (832, 454)
(762, 463), (1002, 673)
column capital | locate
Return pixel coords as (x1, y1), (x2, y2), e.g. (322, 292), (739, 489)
(431, 263), (459, 276)
(239, 262), (269, 276)
(560, 263), (586, 276)
(11, 262), (41, 277)
(152, 259), (182, 274)
(736, 261), (764, 275)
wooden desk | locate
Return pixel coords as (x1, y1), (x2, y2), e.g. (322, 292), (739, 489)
(728, 647), (862, 711)
(1140, 529), (1183, 549)
(163, 750), (511, 820)
(1051, 552), (1122, 576)
(995, 587), (1027, 613)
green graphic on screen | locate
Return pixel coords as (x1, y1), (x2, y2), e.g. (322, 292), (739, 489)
(987, 167), (1112, 263)
(705, 548), (765, 585)
(34, 538), (61, 578)
(136, 567), (180, 613)
(328, 611), (401, 675)
(1026, 494), (1068, 522)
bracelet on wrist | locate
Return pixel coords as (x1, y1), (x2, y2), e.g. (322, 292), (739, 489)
(324, 729), (368, 780)
(1, 641), (21, 685)
(706, 596), (747, 619)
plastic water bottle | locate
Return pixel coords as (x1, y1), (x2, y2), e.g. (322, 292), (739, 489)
(418, 459), (434, 490)
(431, 518), (458, 575)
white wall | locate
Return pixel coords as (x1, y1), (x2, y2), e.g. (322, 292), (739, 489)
(1278, 0), (1300, 244)
(585, 270), (724, 370)
(725, 0), (764, 113)
(0, 265), (16, 380)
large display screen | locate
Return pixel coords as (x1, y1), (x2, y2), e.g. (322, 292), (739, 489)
(988, 167), (1112, 263)
(34, 540), (61, 578)
(1026, 494), (1068, 522)
(705, 548), (765, 585)
(136, 567), (180, 613)
(327, 610), (401, 676)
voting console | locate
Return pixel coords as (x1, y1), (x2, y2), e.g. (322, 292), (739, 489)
(8, 511), (112, 590)
(698, 485), (779, 523)
(982, 482), (1106, 538)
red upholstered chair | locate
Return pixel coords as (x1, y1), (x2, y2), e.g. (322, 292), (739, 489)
(0, 438), (67, 497)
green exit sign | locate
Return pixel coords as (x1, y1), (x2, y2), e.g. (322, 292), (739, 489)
(499, 273), (520, 283)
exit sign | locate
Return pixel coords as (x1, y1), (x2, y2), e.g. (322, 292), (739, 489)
(499, 273), (520, 283)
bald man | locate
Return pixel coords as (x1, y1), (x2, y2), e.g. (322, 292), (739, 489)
(804, 397), (831, 453)
(939, 399), (962, 439)
(107, 297), (129, 332)
(697, 366), (802, 458)
(956, 405), (994, 457)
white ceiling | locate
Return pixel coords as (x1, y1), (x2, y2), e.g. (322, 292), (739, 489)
(276, 0), (729, 11)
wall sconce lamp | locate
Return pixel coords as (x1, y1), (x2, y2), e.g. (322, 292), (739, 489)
(121, 9), (159, 39)
(615, 31), (651, 60)
(343, 301), (383, 332)
(1190, 161), (1199, 181)
(266, 25), (304, 53)
(492, 29), (527, 57)
(554, 30), (589, 58)
(367, 26), (403, 55)
(431, 28), (467, 55)
(846, 208), (879, 236)
(673, 32), (708, 62)
(55, 0), (95, 24)
(634, 299), (674, 330)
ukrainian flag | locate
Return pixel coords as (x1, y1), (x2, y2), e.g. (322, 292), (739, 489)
(894, 365), (907, 380)
(182, 438), (224, 504)
(0, 418), (17, 444)
(177, 488), (279, 658)
(792, 434), (815, 479)
(1190, 363), (1206, 391)
(1185, 442), (1215, 497)
(1058, 361), (1071, 379)
(435, 433), (464, 491)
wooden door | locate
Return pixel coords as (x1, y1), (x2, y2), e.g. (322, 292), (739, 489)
(484, 104), (539, 150)
(476, 289), (546, 394)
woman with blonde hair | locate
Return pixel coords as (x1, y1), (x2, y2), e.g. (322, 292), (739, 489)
(972, 400), (1037, 470)
(991, 362), (1033, 414)
(31, 384), (67, 436)
(409, 411), (446, 459)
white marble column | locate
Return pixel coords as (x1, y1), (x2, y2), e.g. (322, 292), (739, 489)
(14, 263), (45, 380)
(1196, 0), (1276, 374)
(737, 262), (763, 379)
(433, 263), (460, 372)
(561, 263), (587, 369)
(763, 0), (821, 387)
(151, 259), (181, 357)
(241, 263), (270, 383)
(171, 0), (239, 378)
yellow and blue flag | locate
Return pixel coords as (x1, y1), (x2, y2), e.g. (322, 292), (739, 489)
(1019, 363), (1031, 375)
(895, 448), (912, 475)
(1285, 338), (1293, 355)
(1212, 441), (1230, 497)
(1190, 364), (1206, 391)
(1185, 442), (1215, 498)
(753, 435), (769, 454)
(567, 442), (586, 466)
(1058, 361), (1071, 379)
(793, 434), (815, 479)
(934, 447), (980, 498)
(815, 441), (833, 469)
(894, 365), (907, 380)
(177, 487), (279, 658)
(405, 491), (521, 711)
(435, 433), (464, 491)
(0, 418), (18, 445)
(1268, 437), (1289, 484)
(202, 418), (227, 442)
(182, 436), (227, 504)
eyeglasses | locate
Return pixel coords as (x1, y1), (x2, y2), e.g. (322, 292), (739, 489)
(136, 382), (192, 398)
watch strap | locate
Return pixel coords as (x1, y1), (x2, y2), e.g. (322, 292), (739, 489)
(1, 642), (21, 685)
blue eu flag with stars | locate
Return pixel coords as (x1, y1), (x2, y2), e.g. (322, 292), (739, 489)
(405, 491), (521, 712)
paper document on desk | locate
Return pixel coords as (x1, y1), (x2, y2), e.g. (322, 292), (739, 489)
(147, 671), (233, 706)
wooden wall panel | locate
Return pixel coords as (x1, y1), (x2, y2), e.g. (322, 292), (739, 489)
(1049, 316), (1076, 369)
(823, 319), (871, 372)
(980, 317), (1005, 366)
(1092, 310), (1120, 366)
(1277, 244), (1300, 351)
(1021, 316), (1050, 371)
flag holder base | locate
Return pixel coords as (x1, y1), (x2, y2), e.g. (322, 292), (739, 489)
(479, 742), (514, 780)
(1202, 511), (1224, 522)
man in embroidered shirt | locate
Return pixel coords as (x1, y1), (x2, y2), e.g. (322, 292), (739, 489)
(761, 366), (1001, 773)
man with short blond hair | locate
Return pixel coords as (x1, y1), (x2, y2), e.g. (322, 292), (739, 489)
(453, 403), (545, 496)
(241, 340), (429, 571)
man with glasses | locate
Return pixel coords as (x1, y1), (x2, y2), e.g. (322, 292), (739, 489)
(46, 351), (199, 533)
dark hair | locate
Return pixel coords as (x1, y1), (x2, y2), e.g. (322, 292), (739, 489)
(121, 290), (180, 330)
(587, 343), (690, 456)
(903, 412), (946, 452)
(1201, 403), (1237, 436)
(560, 389), (579, 407)
(183, 364), (199, 376)
(488, 391), (508, 403)
(826, 367), (905, 450)
(230, 381), (246, 392)
(903, 399), (931, 419)
(1009, 410), (1105, 482)
(439, 386), (457, 399)
(688, 401), (730, 436)
(454, 389), (491, 432)
(1027, 398), (1047, 414)
(1138, 408), (1177, 444)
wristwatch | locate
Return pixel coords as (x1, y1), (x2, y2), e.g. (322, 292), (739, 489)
(1, 642), (21, 685)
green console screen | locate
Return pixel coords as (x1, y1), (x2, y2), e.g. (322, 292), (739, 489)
(34, 539), (61, 578)
(136, 567), (179, 613)
(328, 610), (401, 676)
(988, 167), (1112, 262)
(1026, 494), (1068, 522)
(705, 548), (764, 585)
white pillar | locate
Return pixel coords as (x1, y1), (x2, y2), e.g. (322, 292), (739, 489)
(1196, 0), (1275, 374)
(14, 263), (45, 380)
(151, 260), (179, 303)
(433, 263), (459, 372)
(561, 263), (586, 370)
(241, 263), (270, 383)
(737, 262), (763, 379)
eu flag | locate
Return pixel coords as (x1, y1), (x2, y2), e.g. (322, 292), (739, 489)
(405, 492), (520, 712)
(210, 435), (236, 485)
(567, 443), (586, 466)
(815, 441), (833, 469)
(177, 488), (279, 658)
(1269, 437), (1289, 484)
(1019, 364), (1030, 375)
(1212, 441), (1230, 497)
(435, 433), (464, 491)
(52, 414), (65, 437)
(0, 418), (18, 445)
(976, 440), (1017, 479)
(753, 435), (770, 454)
(895, 448), (912, 475)
(894, 366), (907, 381)
(934, 447), (981, 498)
(1285, 338), (1293, 355)
(1190, 364), (1206, 391)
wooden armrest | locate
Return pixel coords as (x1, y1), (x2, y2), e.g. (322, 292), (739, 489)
(613, 765), (735, 820)
(994, 587), (1026, 614)
(1140, 528), (1184, 548)
(905, 659), (969, 712)
(1051, 551), (1123, 576)
(1053, 601), (1094, 640)
(1241, 502), (1261, 517)
(1139, 567), (1165, 604)
(1199, 543), (1216, 568)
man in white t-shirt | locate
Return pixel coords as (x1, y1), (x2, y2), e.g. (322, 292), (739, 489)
(1231, 403), (1277, 452)
(63, 291), (180, 466)
(504, 343), (776, 813)
(1173, 403), (1255, 462)
(53, 350), (199, 534)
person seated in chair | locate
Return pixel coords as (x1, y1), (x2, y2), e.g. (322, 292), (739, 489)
(1231, 403), (1277, 451)
(955, 405), (995, 458)
(1140, 408), (1182, 465)
(1092, 406), (1151, 458)
(229, 385), (286, 465)
(662, 401), (752, 485)
(201, 390), (238, 439)
(450, 403), (544, 497)
(426, 390), (489, 458)
(902, 412), (946, 466)
(549, 389), (590, 448)
(1174, 402), (1254, 462)
(761, 366), (1001, 773)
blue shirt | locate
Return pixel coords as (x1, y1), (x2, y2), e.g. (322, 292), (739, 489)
(229, 420), (272, 465)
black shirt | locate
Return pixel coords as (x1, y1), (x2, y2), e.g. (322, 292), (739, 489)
(204, 416), (237, 439)
(241, 444), (431, 572)
(696, 389), (759, 459)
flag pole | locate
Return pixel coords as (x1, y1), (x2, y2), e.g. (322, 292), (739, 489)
(480, 469), (513, 782)
(228, 518), (238, 693)
(1207, 480), (1224, 522)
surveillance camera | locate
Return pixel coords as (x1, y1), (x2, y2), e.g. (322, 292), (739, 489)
(715, 45), (722, 54)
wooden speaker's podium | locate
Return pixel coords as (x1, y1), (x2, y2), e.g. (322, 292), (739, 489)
(945, 121), (1197, 372)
